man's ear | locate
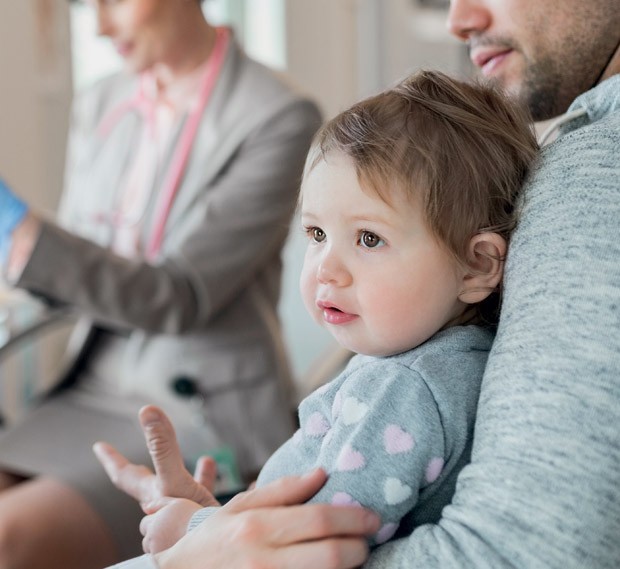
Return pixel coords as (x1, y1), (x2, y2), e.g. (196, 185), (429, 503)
(459, 232), (507, 305)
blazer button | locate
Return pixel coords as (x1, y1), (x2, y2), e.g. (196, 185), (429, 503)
(171, 376), (200, 398)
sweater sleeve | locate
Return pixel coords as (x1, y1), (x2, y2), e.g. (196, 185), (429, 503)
(258, 360), (446, 547)
(365, 98), (620, 568)
(187, 506), (219, 533)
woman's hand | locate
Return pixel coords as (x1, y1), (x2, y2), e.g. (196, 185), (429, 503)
(0, 179), (27, 238)
(93, 405), (220, 512)
(154, 468), (381, 569)
(139, 496), (204, 554)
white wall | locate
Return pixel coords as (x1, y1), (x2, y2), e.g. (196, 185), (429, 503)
(284, 0), (467, 119)
(285, 0), (361, 119)
(0, 0), (72, 215)
(378, 0), (469, 86)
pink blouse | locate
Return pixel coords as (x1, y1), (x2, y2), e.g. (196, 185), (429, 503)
(111, 62), (207, 258)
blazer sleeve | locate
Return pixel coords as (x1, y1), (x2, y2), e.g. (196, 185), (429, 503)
(15, 96), (321, 334)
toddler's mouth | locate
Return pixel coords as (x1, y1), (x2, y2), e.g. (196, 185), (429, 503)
(317, 301), (357, 325)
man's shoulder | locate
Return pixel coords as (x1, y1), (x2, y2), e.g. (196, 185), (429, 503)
(529, 108), (618, 198)
(554, 109), (620, 154)
(545, 76), (620, 169)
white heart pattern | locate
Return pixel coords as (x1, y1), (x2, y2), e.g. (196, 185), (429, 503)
(341, 397), (369, 425)
(384, 477), (413, 505)
(331, 390), (343, 420)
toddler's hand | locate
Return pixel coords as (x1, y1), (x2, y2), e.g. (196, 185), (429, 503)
(94, 405), (220, 511)
(140, 496), (204, 554)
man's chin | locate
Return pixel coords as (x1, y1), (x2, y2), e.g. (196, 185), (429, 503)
(479, 60), (525, 99)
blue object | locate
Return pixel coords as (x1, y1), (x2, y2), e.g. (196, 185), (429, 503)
(0, 179), (28, 266)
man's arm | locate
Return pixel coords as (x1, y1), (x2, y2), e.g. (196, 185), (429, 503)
(365, 109), (620, 569)
(153, 470), (379, 569)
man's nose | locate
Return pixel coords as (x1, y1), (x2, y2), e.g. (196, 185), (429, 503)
(446, 0), (490, 42)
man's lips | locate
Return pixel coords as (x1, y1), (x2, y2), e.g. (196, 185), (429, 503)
(470, 47), (513, 76)
(317, 300), (358, 325)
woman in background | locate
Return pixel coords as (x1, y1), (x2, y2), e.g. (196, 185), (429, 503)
(0, 0), (321, 568)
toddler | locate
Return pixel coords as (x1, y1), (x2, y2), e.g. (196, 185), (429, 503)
(104, 69), (538, 553)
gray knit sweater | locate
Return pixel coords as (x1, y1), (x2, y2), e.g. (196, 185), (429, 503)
(364, 74), (620, 569)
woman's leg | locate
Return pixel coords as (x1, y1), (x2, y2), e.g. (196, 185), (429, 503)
(0, 472), (25, 492)
(0, 476), (119, 569)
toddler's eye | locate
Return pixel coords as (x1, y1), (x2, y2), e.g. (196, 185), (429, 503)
(310, 227), (326, 243)
(360, 231), (384, 249)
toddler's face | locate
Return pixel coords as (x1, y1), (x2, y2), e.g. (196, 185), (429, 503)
(299, 153), (466, 357)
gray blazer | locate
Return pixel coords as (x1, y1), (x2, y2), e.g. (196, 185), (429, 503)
(16, 38), (322, 478)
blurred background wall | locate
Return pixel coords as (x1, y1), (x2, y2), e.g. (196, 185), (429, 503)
(0, 0), (468, 394)
(0, 0), (72, 215)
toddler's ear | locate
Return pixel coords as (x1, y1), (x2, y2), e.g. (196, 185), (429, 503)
(459, 232), (507, 305)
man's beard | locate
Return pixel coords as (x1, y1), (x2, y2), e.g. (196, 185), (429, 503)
(517, 40), (615, 121)
(520, 57), (566, 121)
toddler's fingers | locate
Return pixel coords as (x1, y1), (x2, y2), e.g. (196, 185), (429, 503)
(139, 405), (189, 491)
(194, 455), (217, 492)
(93, 441), (153, 502)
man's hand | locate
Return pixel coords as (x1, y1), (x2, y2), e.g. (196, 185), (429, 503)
(155, 468), (381, 569)
(93, 405), (220, 512)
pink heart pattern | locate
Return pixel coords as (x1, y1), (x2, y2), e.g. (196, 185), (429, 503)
(425, 457), (444, 483)
(337, 445), (366, 471)
(331, 492), (362, 507)
(376, 523), (398, 544)
(304, 412), (330, 437)
(384, 424), (415, 455)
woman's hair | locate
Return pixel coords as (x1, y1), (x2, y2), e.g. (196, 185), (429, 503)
(305, 69), (539, 324)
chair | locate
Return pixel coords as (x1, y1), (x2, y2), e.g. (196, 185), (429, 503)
(0, 295), (78, 426)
